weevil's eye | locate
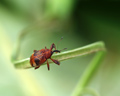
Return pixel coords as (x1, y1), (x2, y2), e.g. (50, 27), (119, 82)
(34, 58), (40, 66)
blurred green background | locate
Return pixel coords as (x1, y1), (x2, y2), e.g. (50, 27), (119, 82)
(0, 1), (120, 96)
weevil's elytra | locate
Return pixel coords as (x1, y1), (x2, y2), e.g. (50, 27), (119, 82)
(30, 43), (61, 70)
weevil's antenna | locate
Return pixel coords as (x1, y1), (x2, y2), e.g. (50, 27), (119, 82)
(59, 48), (67, 52)
(55, 37), (67, 53)
(57, 36), (63, 50)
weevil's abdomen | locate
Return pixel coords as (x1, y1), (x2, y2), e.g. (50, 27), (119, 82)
(30, 54), (36, 67)
(44, 49), (52, 59)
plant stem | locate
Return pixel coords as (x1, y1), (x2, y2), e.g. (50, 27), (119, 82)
(12, 41), (106, 69)
(12, 37), (106, 95)
(72, 51), (106, 96)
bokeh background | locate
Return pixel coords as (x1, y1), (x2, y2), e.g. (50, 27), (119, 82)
(0, 1), (120, 96)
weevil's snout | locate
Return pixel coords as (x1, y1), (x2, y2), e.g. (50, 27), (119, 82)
(53, 50), (60, 53)
(52, 50), (60, 54)
(52, 48), (67, 54)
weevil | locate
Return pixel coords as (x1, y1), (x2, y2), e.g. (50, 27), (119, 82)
(30, 38), (66, 70)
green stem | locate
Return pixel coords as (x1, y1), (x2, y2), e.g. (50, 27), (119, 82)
(72, 51), (106, 96)
(77, 87), (100, 96)
(12, 41), (105, 69)
(11, 37), (106, 96)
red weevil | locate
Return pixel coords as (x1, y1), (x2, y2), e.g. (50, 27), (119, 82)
(30, 43), (65, 70)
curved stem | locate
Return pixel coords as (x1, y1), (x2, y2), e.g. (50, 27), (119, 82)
(72, 51), (106, 96)
(12, 41), (105, 69)
(11, 36), (106, 96)
(77, 87), (100, 96)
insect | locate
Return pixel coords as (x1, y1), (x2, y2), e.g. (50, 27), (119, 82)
(30, 38), (66, 70)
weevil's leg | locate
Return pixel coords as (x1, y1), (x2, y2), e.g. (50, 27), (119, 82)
(35, 65), (40, 70)
(50, 58), (60, 65)
(50, 43), (56, 50)
(45, 46), (47, 49)
(34, 50), (37, 53)
(47, 60), (50, 70)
